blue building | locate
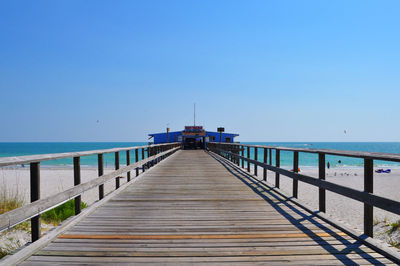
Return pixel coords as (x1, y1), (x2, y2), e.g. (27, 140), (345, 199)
(149, 126), (239, 149)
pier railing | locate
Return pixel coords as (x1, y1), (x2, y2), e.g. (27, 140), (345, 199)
(207, 142), (400, 237)
(0, 143), (180, 242)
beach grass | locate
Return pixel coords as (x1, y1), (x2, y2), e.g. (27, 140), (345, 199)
(0, 183), (24, 215)
(41, 199), (87, 225)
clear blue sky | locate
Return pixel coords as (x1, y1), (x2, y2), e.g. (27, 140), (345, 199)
(1, 0), (399, 142)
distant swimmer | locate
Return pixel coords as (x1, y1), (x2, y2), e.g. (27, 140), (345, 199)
(338, 160), (342, 164)
(327, 162), (330, 169)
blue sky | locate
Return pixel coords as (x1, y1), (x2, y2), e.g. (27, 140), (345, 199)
(0, 0), (399, 142)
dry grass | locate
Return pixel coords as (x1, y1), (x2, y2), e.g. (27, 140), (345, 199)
(0, 182), (24, 215)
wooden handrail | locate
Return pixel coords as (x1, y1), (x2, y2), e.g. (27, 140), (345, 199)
(207, 143), (400, 238)
(215, 142), (400, 162)
(0, 143), (180, 242)
(0, 143), (180, 167)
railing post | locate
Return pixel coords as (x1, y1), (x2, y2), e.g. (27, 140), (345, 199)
(30, 162), (40, 242)
(142, 148), (145, 172)
(364, 158), (374, 237)
(236, 145), (240, 166)
(98, 154), (104, 200)
(254, 147), (258, 176)
(269, 148), (272, 165)
(263, 148), (267, 181)
(293, 151), (299, 198)
(115, 152), (120, 189)
(241, 146), (244, 168)
(147, 147), (151, 168)
(247, 146), (250, 172)
(135, 149), (139, 176)
(318, 153), (326, 212)
(275, 149), (280, 188)
(126, 150), (131, 182)
(73, 157), (81, 215)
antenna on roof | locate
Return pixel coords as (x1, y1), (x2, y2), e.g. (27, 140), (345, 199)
(194, 103), (196, 126)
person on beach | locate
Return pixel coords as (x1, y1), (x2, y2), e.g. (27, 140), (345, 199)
(327, 162), (330, 169)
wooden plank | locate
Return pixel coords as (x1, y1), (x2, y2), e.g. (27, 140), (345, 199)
(58, 232), (348, 240)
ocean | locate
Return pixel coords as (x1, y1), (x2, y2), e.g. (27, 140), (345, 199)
(0, 142), (399, 168)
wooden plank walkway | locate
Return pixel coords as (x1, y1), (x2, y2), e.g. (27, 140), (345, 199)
(20, 150), (395, 265)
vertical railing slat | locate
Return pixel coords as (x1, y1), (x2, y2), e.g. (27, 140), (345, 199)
(364, 158), (374, 237)
(293, 151), (299, 198)
(73, 157), (81, 215)
(135, 149), (139, 176)
(126, 150), (131, 182)
(115, 152), (120, 189)
(30, 162), (41, 242)
(247, 146), (250, 172)
(319, 153), (326, 212)
(98, 154), (104, 200)
(275, 149), (280, 188)
(263, 148), (267, 181)
(254, 147), (258, 176)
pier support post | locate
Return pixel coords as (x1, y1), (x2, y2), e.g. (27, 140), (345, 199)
(318, 153), (326, 212)
(73, 157), (81, 215)
(263, 148), (267, 181)
(293, 151), (299, 198)
(364, 158), (374, 237)
(98, 154), (104, 200)
(275, 149), (280, 188)
(30, 162), (41, 242)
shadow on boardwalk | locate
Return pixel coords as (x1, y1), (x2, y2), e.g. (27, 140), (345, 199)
(208, 151), (387, 265)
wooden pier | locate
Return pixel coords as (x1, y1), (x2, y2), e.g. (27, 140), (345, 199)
(3, 149), (398, 265)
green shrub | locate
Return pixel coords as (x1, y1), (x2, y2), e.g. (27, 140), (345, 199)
(41, 199), (87, 224)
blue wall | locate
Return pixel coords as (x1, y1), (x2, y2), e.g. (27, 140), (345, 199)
(149, 131), (238, 144)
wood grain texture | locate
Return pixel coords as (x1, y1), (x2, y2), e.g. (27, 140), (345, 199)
(18, 150), (396, 265)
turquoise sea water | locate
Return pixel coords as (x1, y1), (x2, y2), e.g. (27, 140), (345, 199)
(0, 142), (399, 168)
